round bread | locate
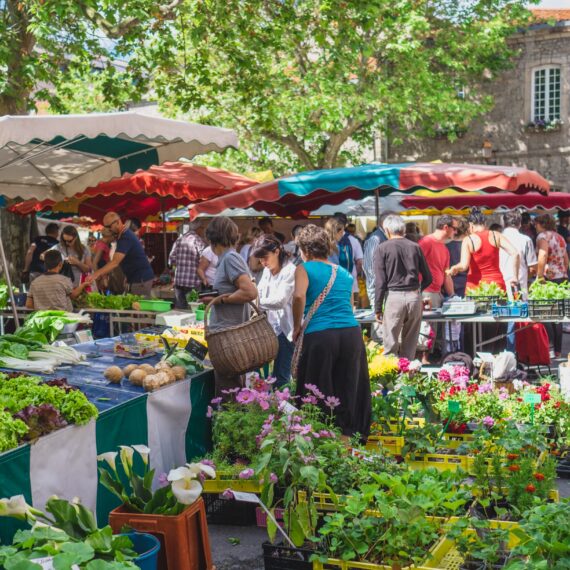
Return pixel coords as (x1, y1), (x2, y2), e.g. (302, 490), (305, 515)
(129, 369), (148, 386)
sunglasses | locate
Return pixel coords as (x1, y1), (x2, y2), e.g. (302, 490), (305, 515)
(63, 238), (75, 245)
(104, 219), (119, 229)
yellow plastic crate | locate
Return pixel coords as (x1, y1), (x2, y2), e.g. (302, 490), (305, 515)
(312, 537), (443, 570)
(442, 433), (474, 449)
(406, 453), (472, 473)
(365, 435), (404, 455)
(202, 471), (262, 494)
(370, 417), (425, 436)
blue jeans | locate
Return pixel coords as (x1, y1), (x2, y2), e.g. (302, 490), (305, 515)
(273, 333), (294, 388)
(507, 321), (515, 353)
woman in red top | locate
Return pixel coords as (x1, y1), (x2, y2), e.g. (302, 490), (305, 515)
(448, 209), (520, 292)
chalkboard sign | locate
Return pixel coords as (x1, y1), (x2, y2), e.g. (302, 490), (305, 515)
(185, 338), (208, 362)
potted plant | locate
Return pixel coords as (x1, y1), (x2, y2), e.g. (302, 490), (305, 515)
(0, 495), (157, 569)
(312, 475), (448, 569)
(505, 500), (570, 568)
(446, 518), (512, 570)
(468, 423), (556, 521)
(99, 445), (215, 570)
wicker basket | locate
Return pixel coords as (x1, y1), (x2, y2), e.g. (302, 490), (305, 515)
(204, 298), (278, 376)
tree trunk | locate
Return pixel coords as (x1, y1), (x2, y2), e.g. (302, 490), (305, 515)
(0, 209), (32, 288)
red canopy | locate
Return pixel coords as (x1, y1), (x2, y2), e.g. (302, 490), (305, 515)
(401, 192), (570, 211)
(10, 163), (257, 222)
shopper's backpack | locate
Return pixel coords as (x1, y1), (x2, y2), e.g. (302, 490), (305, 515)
(338, 233), (354, 274)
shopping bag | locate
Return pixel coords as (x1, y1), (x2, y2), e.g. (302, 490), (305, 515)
(515, 322), (550, 366)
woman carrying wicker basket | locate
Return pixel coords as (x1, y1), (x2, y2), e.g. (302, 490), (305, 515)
(292, 224), (371, 439)
(201, 217), (258, 396)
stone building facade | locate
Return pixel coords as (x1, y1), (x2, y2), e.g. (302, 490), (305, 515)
(391, 11), (570, 192)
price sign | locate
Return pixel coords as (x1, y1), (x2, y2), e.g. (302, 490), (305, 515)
(185, 338), (208, 362)
(448, 400), (461, 414)
(523, 392), (541, 424)
(402, 385), (417, 398)
(523, 393), (541, 405)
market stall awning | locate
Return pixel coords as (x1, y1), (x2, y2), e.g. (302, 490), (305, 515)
(401, 191), (570, 212)
(0, 112), (238, 202)
(9, 162), (257, 222)
(188, 162), (550, 219)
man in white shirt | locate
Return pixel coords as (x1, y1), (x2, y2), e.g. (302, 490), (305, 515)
(499, 211), (537, 351)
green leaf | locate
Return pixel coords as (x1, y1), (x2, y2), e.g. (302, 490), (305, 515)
(267, 509), (278, 544)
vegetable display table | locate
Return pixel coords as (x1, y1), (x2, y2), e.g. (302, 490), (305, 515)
(0, 307), (159, 337)
(0, 338), (214, 545)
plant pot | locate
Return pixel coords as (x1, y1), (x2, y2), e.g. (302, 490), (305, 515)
(469, 499), (513, 522)
(262, 541), (314, 570)
(128, 532), (161, 570)
(194, 309), (205, 321)
(109, 499), (213, 570)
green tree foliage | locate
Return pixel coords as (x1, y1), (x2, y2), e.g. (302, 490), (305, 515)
(0, 0), (182, 115)
(152, 0), (537, 172)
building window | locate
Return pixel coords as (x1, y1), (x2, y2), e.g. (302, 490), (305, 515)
(532, 67), (561, 122)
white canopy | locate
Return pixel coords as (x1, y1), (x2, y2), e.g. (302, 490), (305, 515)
(0, 112), (238, 201)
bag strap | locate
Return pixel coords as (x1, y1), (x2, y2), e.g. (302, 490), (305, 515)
(291, 264), (338, 378)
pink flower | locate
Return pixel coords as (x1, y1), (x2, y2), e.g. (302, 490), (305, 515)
(222, 489), (235, 500)
(478, 382), (493, 394)
(305, 384), (325, 399)
(206, 406), (213, 418)
(157, 472), (169, 487)
(222, 387), (241, 395)
(498, 387), (509, 400)
(399, 358), (411, 373)
(319, 429), (334, 438)
(324, 396), (341, 410)
(276, 388), (291, 402)
(482, 416), (495, 428)
(438, 369), (451, 382)
(302, 395), (318, 405)
(239, 468), (255, 480)
(269, 473), (278, 484)
(210, 397), (223, 405)
(202, 459), (215, 468)
(236, 389), (257, 404)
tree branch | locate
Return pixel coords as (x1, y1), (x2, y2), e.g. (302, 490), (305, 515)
(261, 131), (316, 170)
(322, 110), (375, 168)
(78, 0), (183, 39)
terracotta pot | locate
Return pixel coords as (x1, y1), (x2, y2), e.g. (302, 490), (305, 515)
(109, 498), (213, 570)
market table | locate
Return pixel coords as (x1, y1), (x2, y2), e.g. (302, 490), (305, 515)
(0, 307), (171, 337)
(0, 337), (214, 545)
(354, 309), (566, 355)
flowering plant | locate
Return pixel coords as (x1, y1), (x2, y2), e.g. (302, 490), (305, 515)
(0, 495), (138, 568)
(254, 385), (342, 546)
(98, 445), (215, 516)
(468, 423), (556, 517)
(368, 352), (399, 387)
(208, 385), (283, 465)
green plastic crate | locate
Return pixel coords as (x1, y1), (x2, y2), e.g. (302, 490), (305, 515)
(138, 299), (173, 312)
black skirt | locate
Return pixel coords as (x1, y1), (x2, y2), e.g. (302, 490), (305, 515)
(297, 326), (371, 439)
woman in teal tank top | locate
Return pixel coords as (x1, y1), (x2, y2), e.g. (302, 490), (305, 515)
(292, 225), (371, 439)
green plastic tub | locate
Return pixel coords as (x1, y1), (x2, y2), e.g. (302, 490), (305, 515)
(138, 299), (173, 312)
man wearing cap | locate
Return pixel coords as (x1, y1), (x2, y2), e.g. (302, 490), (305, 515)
(88, 212), (155, 297)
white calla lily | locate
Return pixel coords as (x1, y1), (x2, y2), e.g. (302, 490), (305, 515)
(167, 466), (191, 482)
(119, 446), (135, 475)
(171, 479), (203, 505)
(132, 445), (151, 465)
(186, 462), (216, 479)
(0, 495), (36, 521)
(97, 451), (119, 472)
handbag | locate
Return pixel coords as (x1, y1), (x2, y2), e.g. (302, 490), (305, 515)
(59, 261), (75, 281)
(291, 264), (338, 378)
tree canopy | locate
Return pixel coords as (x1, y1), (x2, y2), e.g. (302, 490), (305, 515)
(0, 0), (538, 175)
(0, 0), (181, 115)
(151, 0), (536, 173)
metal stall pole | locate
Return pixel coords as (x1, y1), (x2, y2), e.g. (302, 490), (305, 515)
(0, 214), (20, 327)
